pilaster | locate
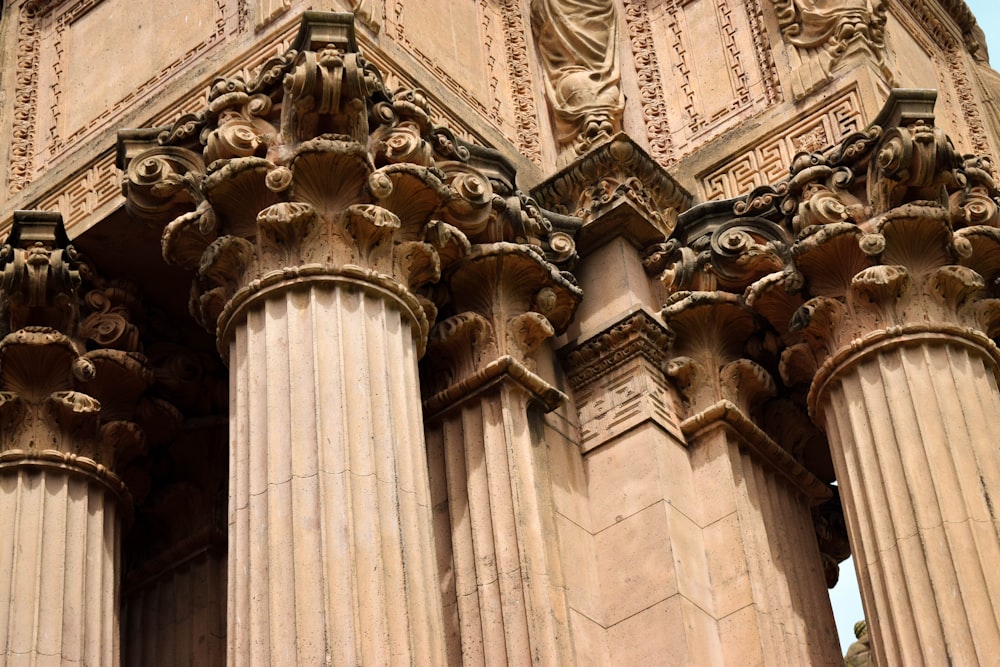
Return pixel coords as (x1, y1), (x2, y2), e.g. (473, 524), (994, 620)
(539, 137), (734, 664)
(656, 286), (840, 666)
(0, 211), (158, 667)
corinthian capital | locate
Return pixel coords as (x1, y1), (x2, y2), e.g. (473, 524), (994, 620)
(0, 213), (175, 508)
(684, 90), (1000, 415)
(119, 13), (502, 357)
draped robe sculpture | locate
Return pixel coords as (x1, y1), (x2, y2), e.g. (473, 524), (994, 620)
(530, 0), (624, 163)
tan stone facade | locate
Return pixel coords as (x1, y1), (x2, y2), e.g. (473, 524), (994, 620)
(1, 1), (999, 665)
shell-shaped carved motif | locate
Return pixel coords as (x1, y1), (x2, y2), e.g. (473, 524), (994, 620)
(289, 138), (374, 218)
(851, 265), (909, 305)
(162, 203), (220, 271)
(203, 157), (280, 240)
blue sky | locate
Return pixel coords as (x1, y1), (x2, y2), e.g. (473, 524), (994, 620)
(969, 0), (1000, 61)
(827, 4), (1000, 654)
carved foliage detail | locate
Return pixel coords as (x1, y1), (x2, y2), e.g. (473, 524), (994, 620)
(121, 13), (575, 363)
(422, 242), (581, 399)
(668, 92), (1000, 414)
(0, 214), (170, 501)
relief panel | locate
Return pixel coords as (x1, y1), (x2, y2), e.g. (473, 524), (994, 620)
(648, 0), (779, 158)
(699, 87), (864, 199)
(11, 0), (227, 194)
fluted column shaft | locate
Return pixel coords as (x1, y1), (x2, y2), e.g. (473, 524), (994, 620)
(123, 542), (226, 667)
(818, 337), (1000, 665)
(226, 281), (444, 665)
(0, 467), (122, 666)
(427, 380), (570, 666)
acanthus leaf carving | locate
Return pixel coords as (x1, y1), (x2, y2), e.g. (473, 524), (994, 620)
(122, 13), (553, 361)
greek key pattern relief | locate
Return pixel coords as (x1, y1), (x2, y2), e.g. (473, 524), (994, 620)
(37, 150), (120, 231)
(621, 0), (675, 165)
(669, 0), (753, 135)
(700, 88), (863, 199)
(576, 360), (675, 452)
(11, 0), (227, 194)
(498, 0), (542, 164)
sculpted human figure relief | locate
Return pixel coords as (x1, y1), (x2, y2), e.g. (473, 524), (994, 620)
(530, 0), (624, 164)
(774, 0), (889, 97)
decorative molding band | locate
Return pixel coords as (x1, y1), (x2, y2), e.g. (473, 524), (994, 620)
(561, 310), (672, 391)
(808, 325), (1000, 422)
(896, 0), (990, 155)
(498, 0), (542, 165)
(620, 0), (675, 165)
(0, 448), (129, 504)
(680, 400), (831, 503)
(422, 354), (565, 420)
(217, 265), (431, 361)
(531, 133), (692, 221)
(10, 0), (228, 193)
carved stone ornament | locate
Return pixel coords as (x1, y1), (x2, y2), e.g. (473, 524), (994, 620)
(774, 0), (892, 98)
(119, 12), (575, 363)
(529, 0), (625, 163)
(0, 212), (171, 512)
(532, 134), (692, 251)
(652, 89), (1000, 419)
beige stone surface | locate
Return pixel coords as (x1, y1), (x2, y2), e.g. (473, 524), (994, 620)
(823, 343), (1000, 664)
(0, 471), (122, 666)
(5, 1), (1000, 664)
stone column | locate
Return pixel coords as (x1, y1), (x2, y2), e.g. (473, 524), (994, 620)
(781, 207), (1000, 663)
(119, 14), (497, 663)
(746, 91), (1000, 663)
(0, 212), (154, 667)
(422, 241), (581, 665)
